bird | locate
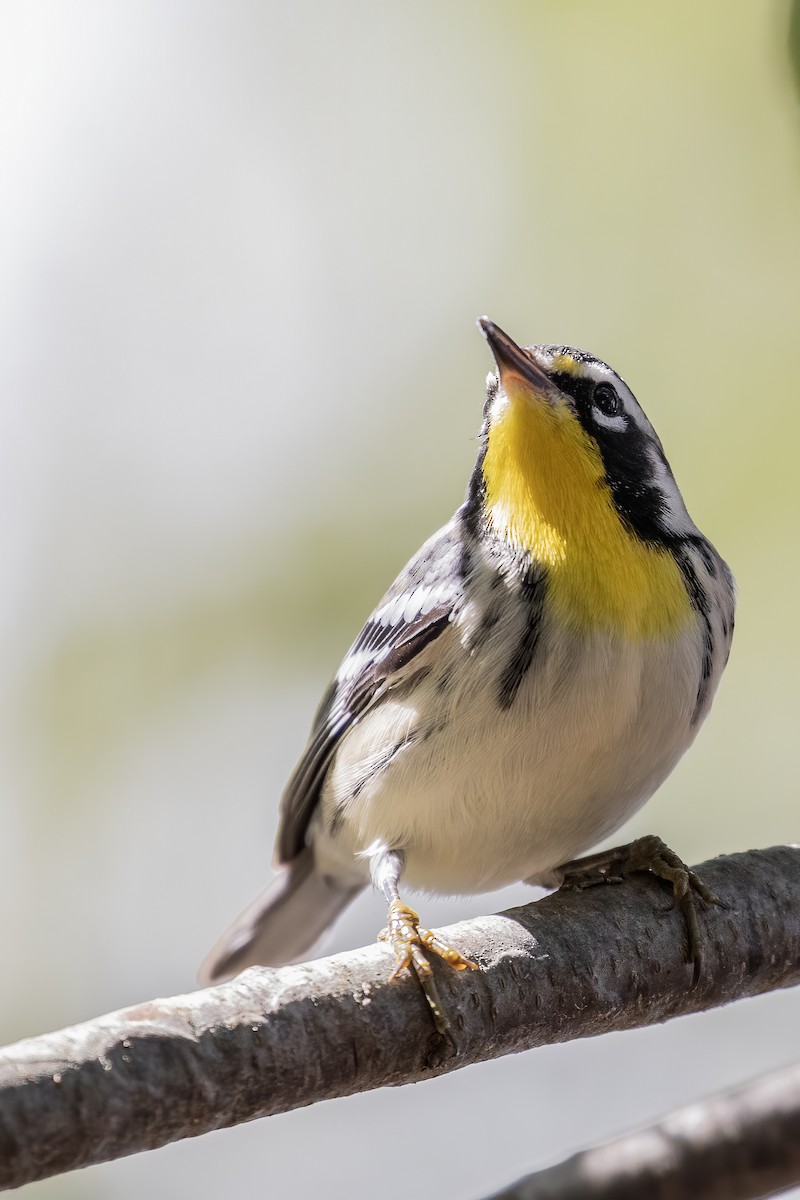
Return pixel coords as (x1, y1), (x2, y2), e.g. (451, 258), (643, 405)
(200, 317), (735, 1013)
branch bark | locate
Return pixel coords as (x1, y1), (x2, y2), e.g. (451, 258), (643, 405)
(0, 845), (798, 1192)
(487, 1059), (800, 1200)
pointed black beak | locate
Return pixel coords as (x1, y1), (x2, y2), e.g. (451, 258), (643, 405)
(477, 317), (552, 393)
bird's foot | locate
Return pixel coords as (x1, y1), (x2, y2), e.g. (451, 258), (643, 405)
(555, 835), (724, 983)
(378, 900), (477, 1037)
(379, 900), (478, 979)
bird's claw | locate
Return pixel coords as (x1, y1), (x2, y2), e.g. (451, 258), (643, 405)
(378, 900), (477, 978)
(378, 900), (478, 1038)
(556, 835), (724, 983)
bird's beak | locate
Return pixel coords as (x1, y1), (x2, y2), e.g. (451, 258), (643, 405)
(477, 317), (552, 396)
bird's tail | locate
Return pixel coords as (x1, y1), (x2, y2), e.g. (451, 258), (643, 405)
(198, 849), (363, 985)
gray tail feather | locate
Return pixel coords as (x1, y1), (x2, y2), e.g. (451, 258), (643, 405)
(198, 849), (363, 985)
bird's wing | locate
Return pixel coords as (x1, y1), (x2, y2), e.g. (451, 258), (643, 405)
(275, 519), (464, 864)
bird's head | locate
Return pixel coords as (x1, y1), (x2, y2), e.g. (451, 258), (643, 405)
(475, 318), (695, 565)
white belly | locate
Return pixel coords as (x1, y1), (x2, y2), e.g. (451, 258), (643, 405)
(313, 612), (708, 896)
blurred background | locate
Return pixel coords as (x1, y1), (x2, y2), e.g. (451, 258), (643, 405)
(1, 1), (799, 1197)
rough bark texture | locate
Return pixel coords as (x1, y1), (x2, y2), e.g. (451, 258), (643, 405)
(0, 846), (798, 1191)
(488, 1059), (800, 1200)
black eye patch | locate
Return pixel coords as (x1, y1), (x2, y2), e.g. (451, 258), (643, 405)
(549, 371), (595, 412)
(548, 368), (672, 545)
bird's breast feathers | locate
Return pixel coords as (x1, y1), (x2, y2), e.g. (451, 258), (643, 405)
(314, 578), (717, 895)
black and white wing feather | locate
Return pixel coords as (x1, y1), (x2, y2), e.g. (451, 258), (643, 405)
(275, 519), (464, 863)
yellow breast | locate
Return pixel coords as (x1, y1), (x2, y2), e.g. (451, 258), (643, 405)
(482, 390), (691, 638)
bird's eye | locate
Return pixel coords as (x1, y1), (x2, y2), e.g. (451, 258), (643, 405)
(593, 382), (620, 417)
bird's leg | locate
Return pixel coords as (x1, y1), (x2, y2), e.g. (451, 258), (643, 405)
(553, 834), (724, 982)
(371, 847), (477, 1036)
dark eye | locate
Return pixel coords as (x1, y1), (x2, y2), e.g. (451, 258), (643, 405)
(593, 382), (620, 417)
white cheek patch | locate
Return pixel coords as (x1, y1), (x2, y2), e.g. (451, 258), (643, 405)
(647, 449), (694, 536)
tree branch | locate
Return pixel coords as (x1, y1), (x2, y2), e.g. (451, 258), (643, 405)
(1, 845), (798, 1191)
(487, 1059), (800, 1200)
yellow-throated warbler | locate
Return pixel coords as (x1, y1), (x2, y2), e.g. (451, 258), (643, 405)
(201, 318), (735, 999)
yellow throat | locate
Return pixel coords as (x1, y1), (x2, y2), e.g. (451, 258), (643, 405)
(482, 385), (691, 638)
